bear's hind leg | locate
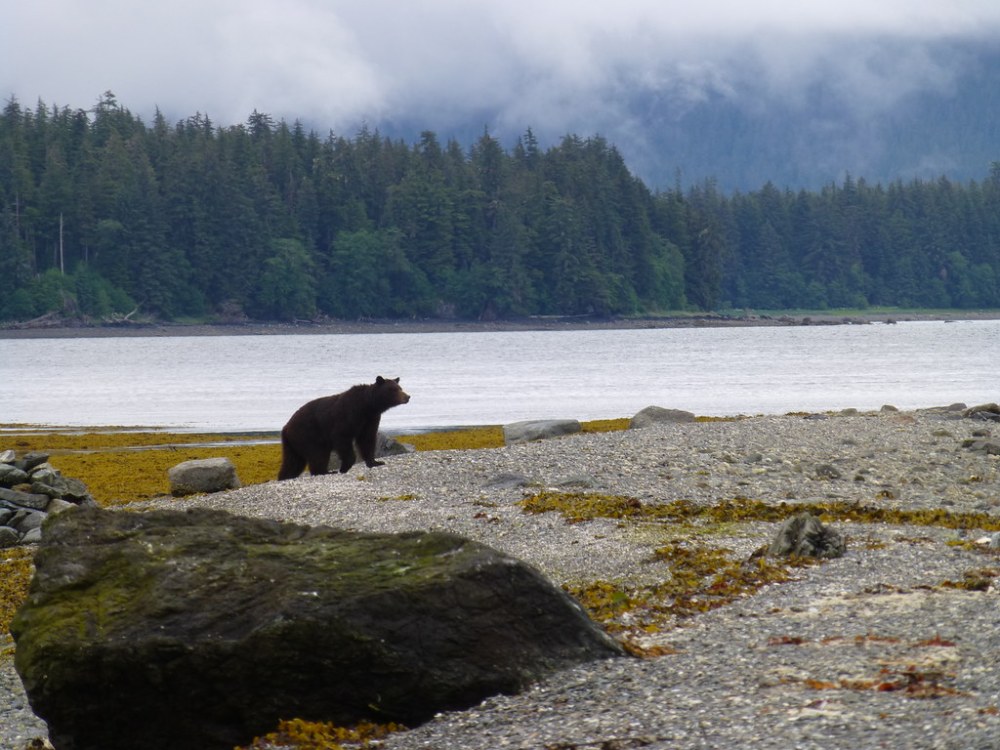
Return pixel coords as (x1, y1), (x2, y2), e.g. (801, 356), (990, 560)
(330, 438), (355, 473)
(305, 446), (332, 476)
(278, 444), (307, 481)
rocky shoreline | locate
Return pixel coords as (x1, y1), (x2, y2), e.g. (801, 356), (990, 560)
(3, 405), (1000, 749)
(3, 310), (1000, 339)
(0, 452), (99, 547)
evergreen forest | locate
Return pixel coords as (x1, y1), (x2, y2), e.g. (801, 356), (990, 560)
(2, 93), (999, 324)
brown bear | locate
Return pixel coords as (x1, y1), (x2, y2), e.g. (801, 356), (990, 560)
(277, 376), (411, 480)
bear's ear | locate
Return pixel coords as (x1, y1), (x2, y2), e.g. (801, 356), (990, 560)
(393, 377), (400, 384)
(376, 376), (385, 384)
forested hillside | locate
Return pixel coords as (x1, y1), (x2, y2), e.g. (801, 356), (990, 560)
(1, 93), (999, 324)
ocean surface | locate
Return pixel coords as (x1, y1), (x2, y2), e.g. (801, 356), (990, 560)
(1, 320), (997, 433)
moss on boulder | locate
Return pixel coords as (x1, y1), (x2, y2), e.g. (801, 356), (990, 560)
(12, 506), (622, 750)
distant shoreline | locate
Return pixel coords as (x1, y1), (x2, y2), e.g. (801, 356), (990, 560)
(3, 310), (1000, 339)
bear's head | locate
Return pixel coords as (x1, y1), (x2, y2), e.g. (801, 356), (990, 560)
(373, 376), (411, 410)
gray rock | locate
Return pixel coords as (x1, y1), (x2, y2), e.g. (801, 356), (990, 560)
(484, 473), (535, 489)
(328, 432), (414, 472)
(29, 465), (62, 486)
(503, 419), (582, 444)
(0, 486), (51, 511)
(553, 474), (598, 488)
(167, 457), (241, 496)
(0, 526), (20, 548)
(0, 456), (96, 546)
(17, 452), (49, 473)
(12, 506), (623, 750)
(629, 406), (696, 429)
(26, 466), (92, 502)
(814, 463), (842, 480)
(0, 463), (29, 487)
(963, 439), (1000, 455)
(0, 449), (15, 464)
(58, 476), (95, 503)
(29, 481), (65, 500)
(378, 432), (415, 456)
(767, 513), (846, 559)
(45, 497), (77, 515)
(964, 403), (1000, 421)
(12, 509), (45, 533)
(20, 527), (43, 544)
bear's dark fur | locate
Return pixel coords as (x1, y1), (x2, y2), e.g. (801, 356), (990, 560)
(278, 376), (411, 480)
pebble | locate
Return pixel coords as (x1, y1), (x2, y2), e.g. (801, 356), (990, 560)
(4, 409), (999, 749)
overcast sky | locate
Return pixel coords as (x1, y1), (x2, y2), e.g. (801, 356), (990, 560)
(4, 1), (999, 183)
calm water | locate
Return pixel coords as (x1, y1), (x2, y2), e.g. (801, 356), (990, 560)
(1, 321), (997, 433)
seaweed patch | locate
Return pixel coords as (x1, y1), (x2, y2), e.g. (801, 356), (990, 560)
(0, 548), (35, 638)
(239, 719), (405, 750)
(519, 492), (1000, 531)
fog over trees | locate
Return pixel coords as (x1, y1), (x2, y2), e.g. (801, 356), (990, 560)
(2, 94), (999, 323)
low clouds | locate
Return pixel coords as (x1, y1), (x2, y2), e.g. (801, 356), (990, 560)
(4, 1), (999, 187)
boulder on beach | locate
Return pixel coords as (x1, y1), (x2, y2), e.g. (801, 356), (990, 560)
(767, 512), (846, 559)
(964, 403), (1000, 421)
(12, 506), (623, 750)
(328, 431), (415, 471)
(503, 419), (582, 444)
(629, 406), (696, 429)
(0, 451), (97, 546)
(167, 456), (240, 496)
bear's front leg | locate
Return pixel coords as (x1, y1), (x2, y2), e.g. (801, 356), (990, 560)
(357, 421), (384, 468)
(332, 440), (356, 473)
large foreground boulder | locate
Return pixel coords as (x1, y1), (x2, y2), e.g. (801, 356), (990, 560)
(13, 506), (623, 750)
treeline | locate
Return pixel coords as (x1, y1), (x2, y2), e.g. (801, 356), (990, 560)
(1, 92), (999, 323)
(717, 171), (1000, 310)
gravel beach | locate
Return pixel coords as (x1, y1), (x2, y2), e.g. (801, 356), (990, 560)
(3, 407), (1000, 749)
